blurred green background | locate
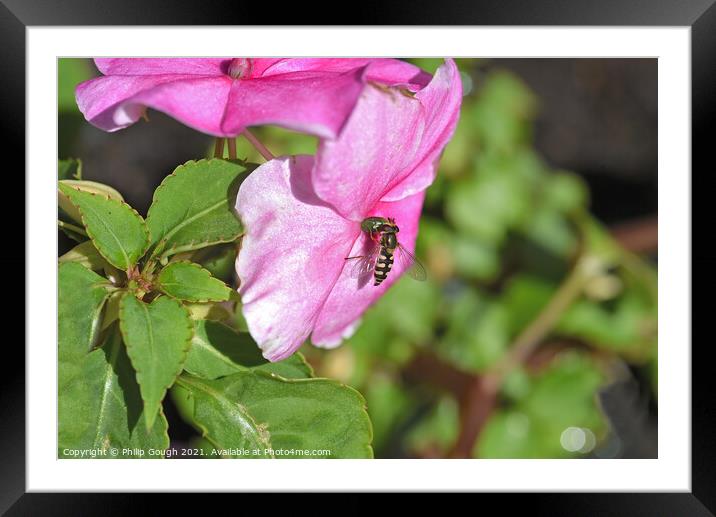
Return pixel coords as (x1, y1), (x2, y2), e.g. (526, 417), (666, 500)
(58, 58), (658, 459)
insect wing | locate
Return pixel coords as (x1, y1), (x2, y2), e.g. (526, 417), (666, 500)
(396, 243), (427, 281)
(346, 244), (381, 280)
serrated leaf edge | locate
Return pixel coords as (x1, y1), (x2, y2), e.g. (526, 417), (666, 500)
(145, 158), (246, 258)
(175, 373), (275, 458)
(157, 260), (232, 303)
(60, 179), (124, 201)
(59, 184), (150, 271)
(149, 405), (172, 457)
(184, 321), (314, 381)
(178, 369), (374, 459)
(59, 240), (111, 272)
(157, 235), (243, 263)
(58, 262), (113, 357)
(118, 293), (195, 430)
(249, 370), (374, 458)
(58, 158), (83, 180)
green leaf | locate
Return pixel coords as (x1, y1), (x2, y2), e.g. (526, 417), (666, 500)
(59, 179), (125, 223)
(146, 159), (248, 259)
(58, 220), (89, 243)
(175, 371), (373, 458)
(501, 274), (555, 335)
(58, 264), (166, 457)
(405, 396), (460, 456)
(157, 261), (232, 302)
(59, 327), (169, 458)
(471, 71), (536, 153)
(348, 276), (440, 350)
(184, 320), (313, 380)
(445, 159), (531, 246)
(542, 171), (588, 214)
(197, 244), (238, 283)
(438, 290), (509, 373)
(60, 179), (124, 201)
(452, 234), (500, 281)
(185, 302), (232, 322)
(119, 294), (193, 430)
(58, 58), (93, 113)
(58, 262), (111, 363)
(581, 217), (623, 267)
(59, 183), (149, 270)
(59, 240), (108, 272)
(100, 290), (123, 331)
(557, 292), (655, 356)
(521, 209), (577, 258)
(364, 374), (415, 453)
(58, 158), (82, 180)
(476, 351), (605, 458)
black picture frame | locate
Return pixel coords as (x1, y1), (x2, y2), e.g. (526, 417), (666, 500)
(6, 0), (711, 513)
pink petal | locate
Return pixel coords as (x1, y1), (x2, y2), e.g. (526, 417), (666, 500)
(94, 58), (285, 77)
(364, 59), (433, 90)
(380, 157), (438, 203)
(262, 58), (431, 90)
(311, 190), (426, 347)
(311, 82), (426, 221)
(76, 75), (232, 135)
(381, 59), (463, 201)
(236, 156), (360, 361)
(95, 58), (229, 76)
(221, 68), (368, 139)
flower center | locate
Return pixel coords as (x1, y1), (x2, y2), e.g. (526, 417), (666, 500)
(227, 58), (253, 79)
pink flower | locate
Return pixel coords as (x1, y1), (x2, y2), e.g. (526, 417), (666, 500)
(235, 60), (462, 361)
(75, 58), (431, 138)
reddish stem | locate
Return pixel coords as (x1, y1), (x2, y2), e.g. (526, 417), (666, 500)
(213, 138), (225, 158)
(242, 128), (275, 161)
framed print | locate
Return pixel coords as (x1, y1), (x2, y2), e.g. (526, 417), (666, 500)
(5, 0), (712, 513)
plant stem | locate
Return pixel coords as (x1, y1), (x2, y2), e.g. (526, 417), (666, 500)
(213, 138), (225, 158)
(58, 220), (87, 237)
(242, 128), (275, 161)
(450, 254), (598, 458)
(491, 256), (595, 383)
(227, 137), (237, 160)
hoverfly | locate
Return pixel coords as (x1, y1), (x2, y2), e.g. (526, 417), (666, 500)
(345, 217), (427, 286)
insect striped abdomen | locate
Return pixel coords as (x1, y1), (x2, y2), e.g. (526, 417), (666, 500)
(374, 247), (394, 285)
